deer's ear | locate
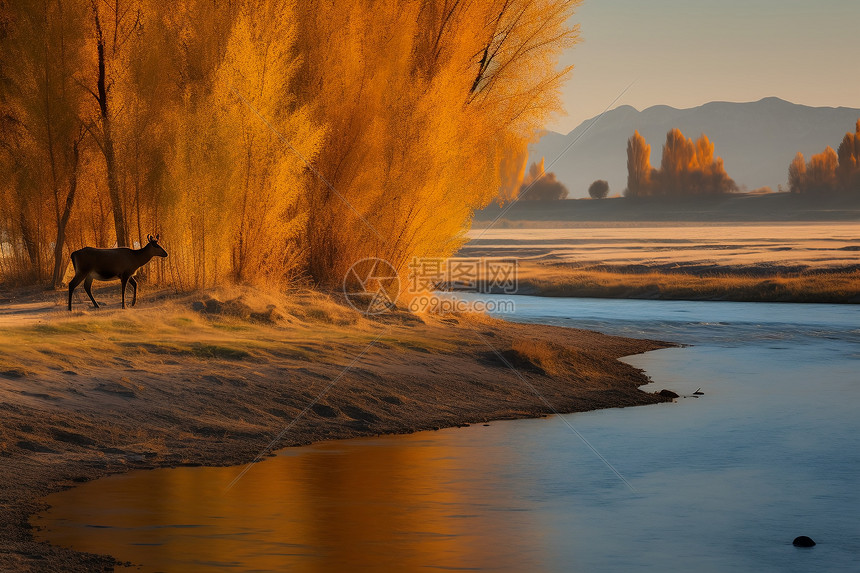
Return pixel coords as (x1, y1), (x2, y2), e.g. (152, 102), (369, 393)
(155, 233), (160, 241)
(147, 234), (153, 242)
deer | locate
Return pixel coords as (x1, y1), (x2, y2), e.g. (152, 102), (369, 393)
(68, 234), (168, 311)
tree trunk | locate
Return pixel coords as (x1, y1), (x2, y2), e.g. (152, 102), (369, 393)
(51, 139), (81, 288)
(93, 7), (128, 247)
(102, 117), (127, 246)
(18, 209), (40, 278)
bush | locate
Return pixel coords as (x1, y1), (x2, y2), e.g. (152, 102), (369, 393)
(588, 180), (609, 199)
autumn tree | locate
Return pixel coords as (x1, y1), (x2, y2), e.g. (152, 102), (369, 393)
(291, 0), (581, 285)
(788, 152), (806, 194)
(836, 120), (860, 192)
(625, 130), (652, 197)
(518, 158), (568, 200)
(85, 0), (144, 247)
(0, 0), (90, 284)
(789, 147), (839, 194)
(1, 0), (583, 292)
(588, 179), (609, 199)
(805, 147), (838, 193)
(787, 120), (860, 194)
(116, 6), (175, 252)
(626, 129), (736, 197)
(213, 1), (322, 285)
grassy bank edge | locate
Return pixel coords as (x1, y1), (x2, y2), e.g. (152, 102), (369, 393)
(0, 287), (676, 571)
(512, 264), (860, 304)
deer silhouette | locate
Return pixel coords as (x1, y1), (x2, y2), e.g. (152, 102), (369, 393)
(68, 234), (168, 310)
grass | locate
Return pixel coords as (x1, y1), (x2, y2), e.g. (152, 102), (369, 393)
(116, 341), (251, 360)
(0, 286), (463, 380)
(516, 263), (860, 303)
(507, 339), (564, 376)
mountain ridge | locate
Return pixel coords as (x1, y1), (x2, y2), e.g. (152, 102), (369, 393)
(532, 97), (860, 198)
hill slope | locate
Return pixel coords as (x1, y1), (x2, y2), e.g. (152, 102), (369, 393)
(531, 98), (860, 198)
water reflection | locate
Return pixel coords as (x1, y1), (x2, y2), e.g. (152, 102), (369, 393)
(37, 431), (549, 572)
(35, 298), (860, 572)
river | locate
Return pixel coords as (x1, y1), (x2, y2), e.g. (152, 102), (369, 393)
(34, 297), (860, 572)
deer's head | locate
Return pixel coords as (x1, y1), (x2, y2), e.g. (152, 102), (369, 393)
(146, 234), (168, 258)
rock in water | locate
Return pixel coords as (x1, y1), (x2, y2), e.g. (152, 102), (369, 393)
(658, 389), (679, 398)
(792, 536), (816, 547)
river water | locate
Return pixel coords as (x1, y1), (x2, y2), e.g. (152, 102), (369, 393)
(34, 297), (860, 572)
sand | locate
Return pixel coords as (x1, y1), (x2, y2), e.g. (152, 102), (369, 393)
(0, 286), (672, 571)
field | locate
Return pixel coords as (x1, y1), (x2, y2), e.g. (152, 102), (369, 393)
(460, 223), (860, 302)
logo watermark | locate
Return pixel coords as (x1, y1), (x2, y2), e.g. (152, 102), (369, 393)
(343, 257), (517, 315)
(408, 257), (518, 294)
(342, 258), (401, 315)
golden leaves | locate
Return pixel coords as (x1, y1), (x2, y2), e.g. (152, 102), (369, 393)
(790, 120), (860, 193)
(626, 129), (736, 197)
(1, 0), (579, 289)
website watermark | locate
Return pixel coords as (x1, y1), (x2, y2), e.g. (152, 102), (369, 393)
(343, 257), (518, 315)
(342, 258), (401, 315)
(407, 294), (516, 314)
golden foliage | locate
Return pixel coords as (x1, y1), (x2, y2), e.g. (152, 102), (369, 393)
(806, 147), (839, 192)
(292, 0), (581, 285)
(788, 152), (807, 194)
(626, 130), (652, 196)
(0, 0), (581, 289)
(789, 120), (860, 194)
(625, 129), (737, 197)
(517, 158), (569, 200)
(0, 0), (91, 284)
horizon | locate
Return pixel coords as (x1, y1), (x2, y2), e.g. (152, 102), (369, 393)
(551, 0), (860, 134)
(549, 96), (860, 136)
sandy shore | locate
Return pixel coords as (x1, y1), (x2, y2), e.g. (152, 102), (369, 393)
(0, 287), (672, 571)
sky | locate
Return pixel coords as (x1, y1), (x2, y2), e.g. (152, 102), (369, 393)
(549, 0), (860, 134)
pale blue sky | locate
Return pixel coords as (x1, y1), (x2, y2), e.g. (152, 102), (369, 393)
(551, 0), (860, 133)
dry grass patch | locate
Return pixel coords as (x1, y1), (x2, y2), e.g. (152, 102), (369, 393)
(517, 262), (860, 303)
(0, 286), (463, 381)
(505, 339), (565, 376)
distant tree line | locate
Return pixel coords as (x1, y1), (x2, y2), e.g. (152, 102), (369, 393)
(625, 129), (737, 197)
(789, 120), (860, 194)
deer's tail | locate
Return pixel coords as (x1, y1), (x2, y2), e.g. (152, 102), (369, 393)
(70, 251), (78, 274)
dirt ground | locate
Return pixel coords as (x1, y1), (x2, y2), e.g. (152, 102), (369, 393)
(0, 286), (672, 571)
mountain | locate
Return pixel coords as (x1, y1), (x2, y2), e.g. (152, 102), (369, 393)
(530, 97), (860, 198)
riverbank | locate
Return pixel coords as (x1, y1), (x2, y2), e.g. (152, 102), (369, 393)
(514, 261), (860, 303)
(0, 286), (672, 571)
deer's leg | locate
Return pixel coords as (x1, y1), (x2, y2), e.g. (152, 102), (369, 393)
(68, 274), (85, 311)
(129, 276), (138, 307)
(120, 276), (128, 309)
(83, 276), (99, 309)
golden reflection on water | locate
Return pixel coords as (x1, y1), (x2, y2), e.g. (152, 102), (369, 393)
(36, 429), (547, 572)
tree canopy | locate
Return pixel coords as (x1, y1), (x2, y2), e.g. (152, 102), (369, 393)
(0, 0), (582, 287)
